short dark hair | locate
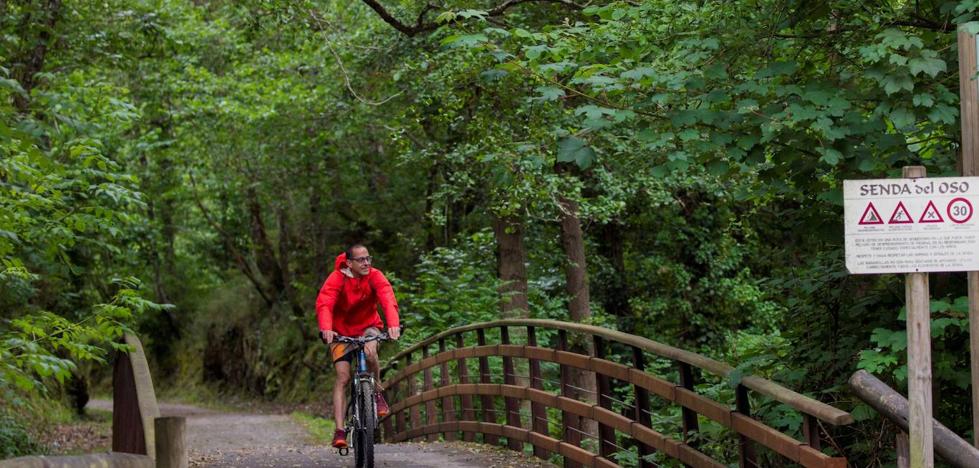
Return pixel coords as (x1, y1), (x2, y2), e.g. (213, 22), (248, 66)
(345, 243), (367, 259)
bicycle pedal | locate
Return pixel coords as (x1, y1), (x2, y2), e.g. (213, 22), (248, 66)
(337, 447), (349, 456)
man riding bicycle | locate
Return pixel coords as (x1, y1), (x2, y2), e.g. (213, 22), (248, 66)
(316, 244), (401, 449)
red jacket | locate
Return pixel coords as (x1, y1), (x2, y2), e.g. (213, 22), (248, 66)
(315, 253), (400, 337)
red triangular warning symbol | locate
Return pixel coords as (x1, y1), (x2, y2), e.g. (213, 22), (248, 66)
(859, 202), (884, 225)
(888, 202), (913, 224)
(918, 200), (944, 223)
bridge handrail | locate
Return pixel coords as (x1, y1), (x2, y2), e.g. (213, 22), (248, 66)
(385, 319), (852, 426)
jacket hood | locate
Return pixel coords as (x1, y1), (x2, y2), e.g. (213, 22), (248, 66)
(334, 253), (355, 278)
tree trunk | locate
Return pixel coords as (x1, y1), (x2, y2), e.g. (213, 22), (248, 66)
(559, 197), (590, 322)
(277, 204), (307, 320)
(11, 0), (62, 114)
(246, 187), (284, 296)
(557, 195), (598, 437)
(599, 222), (631, 326)
(492, 215), (529, 317)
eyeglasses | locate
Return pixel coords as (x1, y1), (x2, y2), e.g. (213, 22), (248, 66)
(350, 256), (373, 264)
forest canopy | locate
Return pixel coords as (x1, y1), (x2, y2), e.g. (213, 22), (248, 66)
(3, 0), (979, 464)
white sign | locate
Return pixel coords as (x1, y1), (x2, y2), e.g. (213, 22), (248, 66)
(844, 177), (979, 274)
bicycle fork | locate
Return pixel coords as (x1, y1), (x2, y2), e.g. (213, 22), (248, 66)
(339, 350), (373, 456)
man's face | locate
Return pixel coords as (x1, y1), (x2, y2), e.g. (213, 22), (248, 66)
(346, 247), (372, 277)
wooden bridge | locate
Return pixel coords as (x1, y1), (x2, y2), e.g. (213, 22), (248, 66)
(7, 321), (979, 467)
(379, 319), (852, 468)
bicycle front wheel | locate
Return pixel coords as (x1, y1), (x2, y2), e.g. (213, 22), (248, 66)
(356, 380), (376, 468)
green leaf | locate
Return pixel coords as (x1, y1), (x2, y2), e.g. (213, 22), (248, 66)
(908, 55), (946, 78)
(620, 67), (656, 81)
(435, 11), (457, 24)
(441, 34), (489, 48)
(912, 93), (934, 107)
(883, 74), (914, 95)
(525, 45), (550, 60)
(927, 104), (957, 124)
(557, 137), (596, 170)
(818, 148), (842, 165)
(533, 86), (565, 101)
(0, 78), (27, 97)
(727, 368), (744, 388)
(889, 107), (915, 128)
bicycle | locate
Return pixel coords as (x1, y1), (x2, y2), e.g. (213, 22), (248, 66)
(334, 333), (389, 468)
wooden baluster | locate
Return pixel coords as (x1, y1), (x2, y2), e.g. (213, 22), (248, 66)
(394, 362), (405, 437)
(382, 366), (394, 440)
(678, 362), (700, 444)
(735, 384), (756, 468)
(528, 326), (549, 459)
(456, 333), (475, 442)
(632, 347), (654, 468)
(408, 352), (421, 432)
(593, 336), (615, 460)
(558, 329), (582, 468)
(440, 338), (457, 441)
(803, 414), (821, 450)
(423, 345), (437, 441)
(477, 328), (501, 446)
(501, 326), (522, 451)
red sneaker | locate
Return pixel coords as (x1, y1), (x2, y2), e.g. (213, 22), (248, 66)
(332, 428), (347, 448)
(376, 392), (390, 418)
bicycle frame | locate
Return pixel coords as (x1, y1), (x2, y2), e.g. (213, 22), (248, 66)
(334, 332), (387, 463)
(346, 344), (375, 433)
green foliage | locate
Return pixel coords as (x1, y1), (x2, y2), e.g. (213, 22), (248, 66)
(0, 415), (39, 459)
(5, 1), (979, 465)
(290, 411), (336, 444)
(398, 231), (503, 345)
(1, 279), (167, 396)
(858, 297), (973, 390)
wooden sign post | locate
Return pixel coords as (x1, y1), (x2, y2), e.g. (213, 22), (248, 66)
(957, 27), (979, 450)
(904, 165), (934, 468)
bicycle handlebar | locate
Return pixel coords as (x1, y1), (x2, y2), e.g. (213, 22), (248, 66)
(333, 333), (390, 344)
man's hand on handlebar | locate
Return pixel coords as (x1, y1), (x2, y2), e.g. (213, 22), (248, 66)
(321, 330), (336, 344)
(388, 327), (401, 340)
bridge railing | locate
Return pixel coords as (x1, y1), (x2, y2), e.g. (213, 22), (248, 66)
(380, 319), (852, 468)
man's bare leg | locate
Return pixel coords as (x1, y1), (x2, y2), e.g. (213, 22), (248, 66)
(364, 340), (382, 390)
(334, 361), (351, 428)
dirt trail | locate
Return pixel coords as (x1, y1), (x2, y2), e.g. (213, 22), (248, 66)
(86, 400), (554, 467)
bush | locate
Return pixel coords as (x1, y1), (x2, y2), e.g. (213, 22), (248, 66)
(0, 414), (40, 459)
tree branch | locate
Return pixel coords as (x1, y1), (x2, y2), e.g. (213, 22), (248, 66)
(360, 0), (584, 37)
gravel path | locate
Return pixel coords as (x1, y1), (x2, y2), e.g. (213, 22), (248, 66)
(86, 400), (554, 467)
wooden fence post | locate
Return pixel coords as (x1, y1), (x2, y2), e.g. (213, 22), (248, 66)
(501, 326), (523, 451)
(632, 347), (654, 468)
(558, 329), (583, 468)
(423, 345), (437, 441)
(394, 361), (405, 437)
(957, 28), (979, 449)
(456, 333), (476, 442)
(678, 362), (700, 444)
(407, 351), (421, 432)
(528, 326), (550, 460)
(154, 417), (186, 468)
(735, 385), (756, 468)
(439, 338), (457, 441)
(803, 414), (821, 450)
(477, 328), (501, 446)
(593, 336), (615, 459)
